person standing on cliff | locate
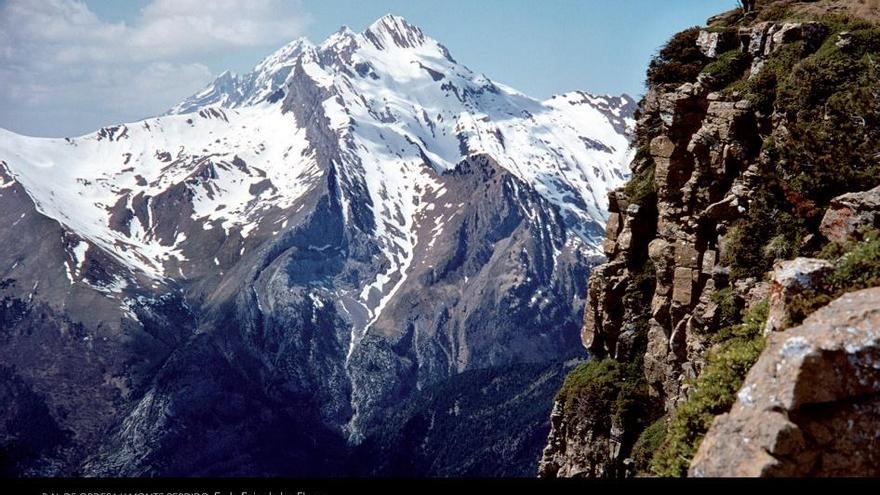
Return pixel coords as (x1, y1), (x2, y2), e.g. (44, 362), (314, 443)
(740, 0), (757, 13)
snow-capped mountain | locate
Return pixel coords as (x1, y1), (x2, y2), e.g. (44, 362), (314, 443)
(0, 15), (634, 476)
(170, 14), (634, 241)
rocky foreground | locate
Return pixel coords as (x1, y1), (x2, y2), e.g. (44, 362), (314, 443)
(692, 287), (880, 477)
(540, 0), (880, 478)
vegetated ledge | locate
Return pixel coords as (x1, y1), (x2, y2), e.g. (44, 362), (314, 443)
(691, 286), (880, 477)
(539, 0), (880, 478)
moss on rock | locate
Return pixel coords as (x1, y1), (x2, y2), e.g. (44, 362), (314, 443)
(631, 416), (667, 475)
(650, 301), (769, 477)
(701, 49), (750, 90)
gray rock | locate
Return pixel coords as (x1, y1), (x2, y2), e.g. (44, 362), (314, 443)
(764, 257), (833, 334)
(691, 288), (880, 477)
(696, 29), (738, 58)
(820, 185), (880, 243)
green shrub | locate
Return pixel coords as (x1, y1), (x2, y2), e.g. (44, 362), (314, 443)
(613, 357), (655, 427)
(633, 144), (651, 163)
(815, 15), (878, 43)
(647, 27), (710, 86)
(786, 231), (880, 327)
(784, 289), (832, 328)
(710, 287), (739, 329)
(755, 1), (793, 23)
(705, 25), (733, 33)
(725, 41), (812, 113)
(718, 40), (819, 281)
(701, 49), (750, 90)
(556, 356), (657, 463)
(828, 231), (880, 291)
(624, 163), (656, 208)
(556, 358), (624, 426)
(723, 183), (811, 280)
(651, 301), (768, 477)
(718, 21), (880, 282)
(631, 416), (667, 475)
(817, 239), (848, 260)
(773, 26), (880, 206)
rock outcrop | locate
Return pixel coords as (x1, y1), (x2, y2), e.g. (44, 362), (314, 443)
(539, 400), (615, 478)
(820, 186), (880, 243)
(541, 1), (880, 478)
(742, 21), (827, 76)
(540, 25), (768, 477)
(764, 258), (833, 334)
(697, 30), (738, 58)
(691, 287), (880, 477)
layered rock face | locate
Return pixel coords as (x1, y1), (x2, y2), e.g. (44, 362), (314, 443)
(541, 31), (770, 479)
(692, 287), (880, 477)
(540, 2), (880, 477)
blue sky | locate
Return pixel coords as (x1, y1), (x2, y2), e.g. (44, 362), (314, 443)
(1, 0), (734, 137)
(300, 0), (733, 98)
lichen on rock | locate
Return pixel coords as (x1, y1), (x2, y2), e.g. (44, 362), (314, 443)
(691, 287), (880, 477)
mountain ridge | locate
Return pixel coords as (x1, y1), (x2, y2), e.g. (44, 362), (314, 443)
(0, 14), (634, 476)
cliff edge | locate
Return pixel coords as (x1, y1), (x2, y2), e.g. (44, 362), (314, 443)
(540, 0), (880, 478)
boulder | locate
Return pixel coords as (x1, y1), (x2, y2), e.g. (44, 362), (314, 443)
(615, 205), (641, 255)
(741, 22), (828, 78)
(696, 29), (738, 58)
(741, 22), (772, 58)
(820, 185), (880, 243)
(650, 136), (676, 192)
(690, 288), (880, 477)
(700, 249), (717, 276)
(764, 257), (833, 334)
(731, 277), (770, 314)
(674, 240), (700, 269)
(764, 23), (828, 57)
(836, 31), (853, 49)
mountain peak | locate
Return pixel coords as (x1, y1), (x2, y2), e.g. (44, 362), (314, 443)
(215, 69), (237, 82)
(363, 14), (426, 50)
(319, 25), (359, 53)
(254, 37), (313, 73)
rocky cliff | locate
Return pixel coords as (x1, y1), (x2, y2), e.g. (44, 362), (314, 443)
(540, 0), (880, 478)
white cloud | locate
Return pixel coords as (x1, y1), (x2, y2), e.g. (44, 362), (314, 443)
(0, 0), (311, 136)
(132, 0), (311, 57)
